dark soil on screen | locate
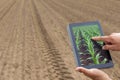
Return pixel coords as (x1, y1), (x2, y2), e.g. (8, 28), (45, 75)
(79, 39), (110, 66)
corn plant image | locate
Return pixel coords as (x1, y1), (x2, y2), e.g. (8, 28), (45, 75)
(72, 25), (109, 66)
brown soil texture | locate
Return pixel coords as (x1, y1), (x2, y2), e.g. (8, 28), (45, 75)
(0, 0), (120, 80)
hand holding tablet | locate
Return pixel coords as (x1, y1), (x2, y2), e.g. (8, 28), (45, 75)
(67, 21), (114, 69)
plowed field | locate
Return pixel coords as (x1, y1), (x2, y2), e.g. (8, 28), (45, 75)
(0, 0), (120, 80)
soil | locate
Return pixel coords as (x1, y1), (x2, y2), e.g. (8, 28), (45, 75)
(78, 39), (111, 66)
(0, 0), (120, 80)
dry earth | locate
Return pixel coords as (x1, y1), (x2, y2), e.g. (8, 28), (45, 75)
(0, 0), (120, 80)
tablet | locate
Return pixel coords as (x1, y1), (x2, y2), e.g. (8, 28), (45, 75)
(67, 21), (114, 69)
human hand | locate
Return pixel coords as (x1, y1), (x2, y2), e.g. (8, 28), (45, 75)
(76, 67), (112, 80)
(92, 33), (120, 51)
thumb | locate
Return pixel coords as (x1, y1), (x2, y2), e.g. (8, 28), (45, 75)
(76, 67), (92, 75)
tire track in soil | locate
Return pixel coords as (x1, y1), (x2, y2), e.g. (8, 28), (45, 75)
(34, 4), (80, 80)
(0, 0), (16, 22)
(29, 3), (50, 80)
(35, 1), (81, 79)
(31, 0), (75, 80)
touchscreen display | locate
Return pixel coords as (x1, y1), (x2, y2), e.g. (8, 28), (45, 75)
(72, 24), (112, 66)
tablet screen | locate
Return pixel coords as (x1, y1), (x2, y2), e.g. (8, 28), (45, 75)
(72, 24), (112, 66)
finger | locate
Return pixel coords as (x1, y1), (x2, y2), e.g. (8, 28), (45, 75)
(103, 45), (119, 51)
(102, 45), (116, 50)
(76, 67), (91, 74)
(92, 36), (110, 42)
(76, 67), (83, 72)
(111, 33), (118, 35)
(76, 67), (87, 72)
(111, 33), (120, 36)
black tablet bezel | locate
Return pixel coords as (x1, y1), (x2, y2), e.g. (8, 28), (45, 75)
(67, 21), (114, 69)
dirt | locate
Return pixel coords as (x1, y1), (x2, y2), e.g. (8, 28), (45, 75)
(0, 0), (120, 80)
(78, 39), (111, 66)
